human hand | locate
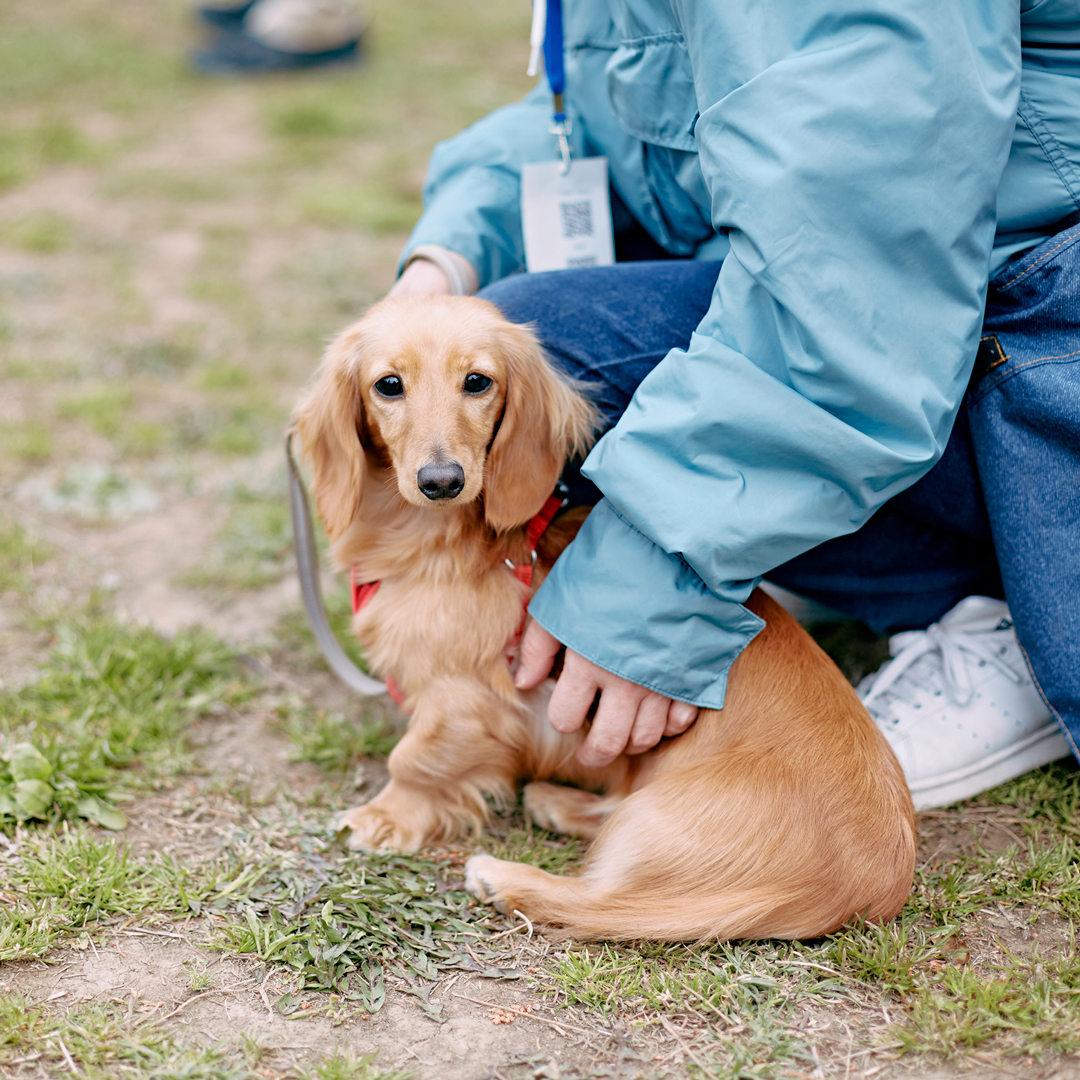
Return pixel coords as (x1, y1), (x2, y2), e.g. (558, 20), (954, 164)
(388, 247), (478, 297)
(515, 620), (699, 768)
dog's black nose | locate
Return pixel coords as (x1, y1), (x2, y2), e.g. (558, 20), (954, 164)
(417, 461), (465, 500)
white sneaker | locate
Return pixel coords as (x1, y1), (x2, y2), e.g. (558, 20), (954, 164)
(245, 0), (365, 52)
(859, 596), (1071, 810)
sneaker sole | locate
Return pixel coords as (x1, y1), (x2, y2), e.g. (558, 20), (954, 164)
(907, 722), (1071, 811)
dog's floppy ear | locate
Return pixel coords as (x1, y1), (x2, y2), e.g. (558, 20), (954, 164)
(291, 323), (369, 541)
(483, 321), (598, 532)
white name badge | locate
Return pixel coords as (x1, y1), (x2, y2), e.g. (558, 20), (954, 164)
(521, 156), (615, 273)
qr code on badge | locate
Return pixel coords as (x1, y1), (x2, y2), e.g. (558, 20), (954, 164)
(559, 199), (593, 238)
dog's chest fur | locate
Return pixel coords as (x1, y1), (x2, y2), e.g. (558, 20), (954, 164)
(334, 484), (531, 697)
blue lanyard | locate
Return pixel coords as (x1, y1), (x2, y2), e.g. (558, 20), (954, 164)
(543, 0), (565, 108)
(542, 0), (571, 171)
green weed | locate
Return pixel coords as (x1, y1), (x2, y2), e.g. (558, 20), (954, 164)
(57, 385), (133, 438)
(0, 120), (93, 190)
(0, 516), (50, 593)
(0, 211), (75, 253)
(124, 337), (199, 377)
(1, 829), (178, 960)
(0, 988), (411, 1078)
(0, 992), (253, 1079)
(215, 847), (517, 1023)
(295, 1049), (411, 1080)
(184, 959), (214, 993)
(283, 709), (399, 771)
(0, 613), (250, 827)
(892, 954), (1080, 1057)
(978, 759), (1080, 837)
(266, 99), (363, 141)
(195, 362), (256, 392)
(1, 419), (54, 464)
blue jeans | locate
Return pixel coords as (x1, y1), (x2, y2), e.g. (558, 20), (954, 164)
(480, 221), (1080, 757)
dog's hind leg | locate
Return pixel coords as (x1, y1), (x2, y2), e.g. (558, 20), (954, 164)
(465, 756), (915, 942)
(523, 782), (624, 841)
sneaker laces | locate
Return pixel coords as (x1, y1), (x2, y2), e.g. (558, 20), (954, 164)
(862, 620), (1023, 716)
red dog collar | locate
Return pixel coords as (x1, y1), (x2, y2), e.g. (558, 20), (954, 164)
(350, 492), (566, 707)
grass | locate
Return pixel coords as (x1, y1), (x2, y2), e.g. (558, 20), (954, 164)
(0, 210), (75, 253)
(534, 766), (1080, 1070)
(282, 708), (399, 771)
(0, 992), (253, 1080)
(297, 181), (422, 235)
(1, 829), (190, 960)
(176, 486), (294, 592)
(57, 385), (134, 438)
(0, 120), (95, 191)
(0, 516), (50, 593)
(0, 992), (408, 1080)
(0, 420), (54, 465)
(485, 824), (584, 875)
(273, 588), (369, 675)
(214, 845), (520, 1024)
(0, 824), (267, 962)
(4, 611), (1080, 1072)
(3, 0), (1079, 1074)
(0, 609), (250, 829)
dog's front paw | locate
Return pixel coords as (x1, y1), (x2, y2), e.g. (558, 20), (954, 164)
(464, 854), (510, 912)
(336, 804), (424, 852)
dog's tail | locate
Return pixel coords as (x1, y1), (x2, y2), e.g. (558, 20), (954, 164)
(467, 744), (916, 942)
(466, 588), (916, 942)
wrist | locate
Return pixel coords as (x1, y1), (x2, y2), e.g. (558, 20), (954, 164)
(400, 244), (478, 296)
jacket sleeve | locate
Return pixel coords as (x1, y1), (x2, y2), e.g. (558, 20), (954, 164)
(400, 87), (573, 289)
(528, 0), (1022, 707)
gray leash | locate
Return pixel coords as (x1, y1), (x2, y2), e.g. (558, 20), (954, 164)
(285, 433), (388, 696)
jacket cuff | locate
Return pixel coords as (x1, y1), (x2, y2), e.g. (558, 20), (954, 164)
(527, 500), (765, 709)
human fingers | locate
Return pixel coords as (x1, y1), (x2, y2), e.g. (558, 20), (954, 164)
(664, 699), (699, 738)
(514, 620), (562, 690)
(547, 650), (605, 735)
(575, 678), (644, 768)
(623, 691), (671, 755)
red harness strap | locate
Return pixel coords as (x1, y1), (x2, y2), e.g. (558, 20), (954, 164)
(506, 493), (564, 590)
(350, 493), (566, 708)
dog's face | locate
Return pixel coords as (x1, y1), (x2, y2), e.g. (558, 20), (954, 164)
(293, 295), (596, 538)
(356, 301), (510, 509)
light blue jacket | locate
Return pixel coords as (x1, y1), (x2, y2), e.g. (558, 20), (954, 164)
(402, 0), (1080, 708)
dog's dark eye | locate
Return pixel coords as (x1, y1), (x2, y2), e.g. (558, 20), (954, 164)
(374, 375), (403, 398)
(463, 373), (493, 395)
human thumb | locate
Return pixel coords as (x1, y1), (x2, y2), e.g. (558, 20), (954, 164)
(514, 620), (562, 689)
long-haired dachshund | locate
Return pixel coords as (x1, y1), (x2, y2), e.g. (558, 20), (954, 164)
(292, 294), (916, 941)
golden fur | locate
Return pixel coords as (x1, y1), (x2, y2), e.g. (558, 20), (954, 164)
(292, 293), (916, 941)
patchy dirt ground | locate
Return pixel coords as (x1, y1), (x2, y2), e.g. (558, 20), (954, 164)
(3, 2), (1080, 1078)
(3, 931), (612, 1079)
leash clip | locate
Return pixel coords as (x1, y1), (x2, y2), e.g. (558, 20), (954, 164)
(550, 114), (572, 175)
(505, 550), (539, 573)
